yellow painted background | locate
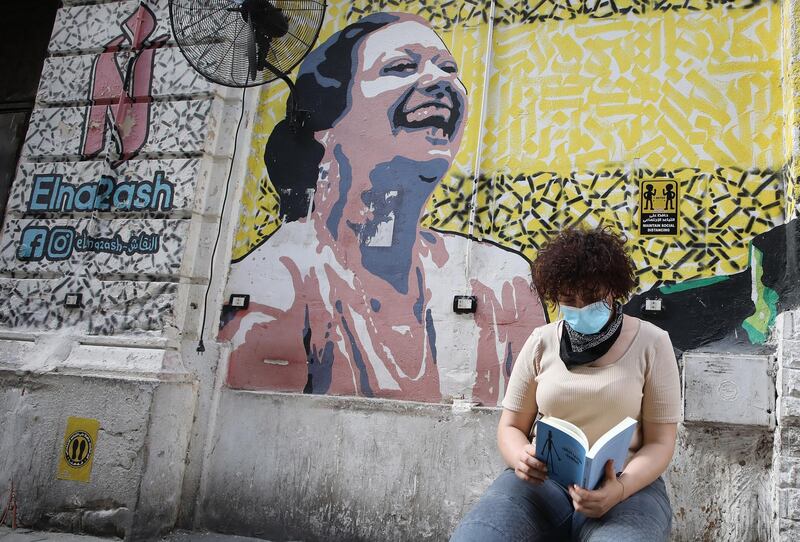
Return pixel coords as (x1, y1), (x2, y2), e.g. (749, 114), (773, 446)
(232, 1), (784, 294)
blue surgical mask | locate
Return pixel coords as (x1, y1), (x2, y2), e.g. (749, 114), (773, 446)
(559, 301), (613, 335)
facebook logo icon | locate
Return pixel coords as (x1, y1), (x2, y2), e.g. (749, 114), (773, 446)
(18, 226), (48, 261)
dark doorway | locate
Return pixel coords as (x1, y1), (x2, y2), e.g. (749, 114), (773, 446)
(0, 0), (61, 223)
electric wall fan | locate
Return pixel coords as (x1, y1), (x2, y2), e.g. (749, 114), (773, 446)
(169, 0), (326, 128)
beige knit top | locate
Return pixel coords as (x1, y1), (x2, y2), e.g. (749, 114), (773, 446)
(502, 318), (681, 453)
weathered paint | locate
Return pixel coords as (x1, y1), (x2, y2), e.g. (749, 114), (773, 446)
(197, 389), (774, 542)
(222, 12), (544, 404)
(0, 367), (196, 539)
(223, 0), (789, 404)
(1, 0), (800, 540)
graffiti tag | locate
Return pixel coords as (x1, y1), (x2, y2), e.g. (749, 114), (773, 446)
(17, 226), (160, 262)
(81, 3), (168, 161)
(27, 171), (174, 213)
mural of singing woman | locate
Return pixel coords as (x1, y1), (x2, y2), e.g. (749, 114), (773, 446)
(220, 12), (546, 403)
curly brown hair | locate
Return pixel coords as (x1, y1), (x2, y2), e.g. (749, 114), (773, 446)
(531, 226), (637, 307)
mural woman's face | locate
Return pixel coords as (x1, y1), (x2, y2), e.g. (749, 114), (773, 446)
(332, 19), (468, 167)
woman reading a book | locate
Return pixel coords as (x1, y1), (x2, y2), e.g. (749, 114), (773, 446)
(450, 227), (681, 541)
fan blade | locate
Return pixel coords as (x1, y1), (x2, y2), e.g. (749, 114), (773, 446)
(169, 0), (328, 87)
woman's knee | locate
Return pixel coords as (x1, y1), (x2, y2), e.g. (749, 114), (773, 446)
(574, 512), (671, 542)
(451, 470), (572, 542)
(573, 478), (672, 542)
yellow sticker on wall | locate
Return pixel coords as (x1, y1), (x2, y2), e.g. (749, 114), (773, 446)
(57, 417), (99, 482)
(639, 179), (679, 236)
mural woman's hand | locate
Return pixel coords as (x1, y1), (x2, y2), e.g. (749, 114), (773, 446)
(469, 276), (547, 405)
(568, 460), (624, 518)
(514, 443), (548, 485)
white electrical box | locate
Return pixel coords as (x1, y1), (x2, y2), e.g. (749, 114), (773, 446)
(453, 295), (477, 314)
(683, 353), (774, 427)
(645, 298), (662, 311)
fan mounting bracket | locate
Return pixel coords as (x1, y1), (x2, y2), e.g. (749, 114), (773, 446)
(260, 58), (308, 132)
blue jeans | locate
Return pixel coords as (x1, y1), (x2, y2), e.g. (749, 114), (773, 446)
(450, 469), (672, 542)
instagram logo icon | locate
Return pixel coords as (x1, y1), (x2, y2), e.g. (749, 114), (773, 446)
(46, 227), (75, 261)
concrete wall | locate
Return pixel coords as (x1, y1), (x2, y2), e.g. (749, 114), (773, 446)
(0, 364), (195, 539)
(774, 309), (800, 539)
(0, 0), (799, 541)
(0, 0), (245, 538)
(197, 390), (773, 542)
(1, 0), (241, 340)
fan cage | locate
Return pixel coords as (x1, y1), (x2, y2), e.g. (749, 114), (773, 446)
(169, 0), (326, 88)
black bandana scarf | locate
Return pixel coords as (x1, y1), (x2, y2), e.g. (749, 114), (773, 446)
(559, 302), (624, 368)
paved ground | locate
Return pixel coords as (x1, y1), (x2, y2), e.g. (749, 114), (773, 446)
(0, 527), (113, 542)
(0, 527), (274, 541)
(161, 532), (276, 542)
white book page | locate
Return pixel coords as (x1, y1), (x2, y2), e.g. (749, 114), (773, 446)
(540, 416), (589, 452)
(587, 416), (637, 458)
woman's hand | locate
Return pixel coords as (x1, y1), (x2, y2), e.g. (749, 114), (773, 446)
(568, 460), (624, 518)
(514, 444), (548, 484)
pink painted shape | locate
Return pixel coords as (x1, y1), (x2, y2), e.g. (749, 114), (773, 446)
(81, 4), (167, 160)
(471, 276), (548, 406)
(221, 253), (444, 401)
(219, 258), (319, 392)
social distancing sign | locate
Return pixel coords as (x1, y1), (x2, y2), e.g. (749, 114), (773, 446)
(57, 417), (99, 482)
(639, 179), (679, 236)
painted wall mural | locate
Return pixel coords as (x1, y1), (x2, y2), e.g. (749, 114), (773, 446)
(221, 11), (543, 404)
(0, 1), (215, 337)
(10, 4), (171, 272)
(221, 0), (789, 403)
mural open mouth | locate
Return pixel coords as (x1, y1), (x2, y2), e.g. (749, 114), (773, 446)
(393, 94), (463, 140)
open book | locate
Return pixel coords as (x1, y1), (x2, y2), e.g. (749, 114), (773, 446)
(534, 416), (637, 490)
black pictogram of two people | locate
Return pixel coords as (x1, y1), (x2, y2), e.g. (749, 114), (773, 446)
(643, 183), (676, 211)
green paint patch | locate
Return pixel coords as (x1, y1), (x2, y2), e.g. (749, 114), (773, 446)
(742, 248), (779, 344)
(659, 276), (728, 295)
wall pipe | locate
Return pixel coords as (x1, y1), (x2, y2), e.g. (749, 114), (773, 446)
(465, 0), (496, 286)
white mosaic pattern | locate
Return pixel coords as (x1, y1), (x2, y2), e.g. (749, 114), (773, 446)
(49, 0), (172, 56)
(89, 279), (179, 335)
(21, 98), (216, 161)
(84, 218), (190, 279)
(2, 0), (229, 340)
(0, 276), (179, 335)
(0, 276), (88, 331)
(0, 217), (190, 280)
(37, 46), (215, 106)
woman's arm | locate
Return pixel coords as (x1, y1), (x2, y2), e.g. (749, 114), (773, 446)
(569, 420), (677, 517)
(498, 408), (548, 484)
(617, 421), (677, 498)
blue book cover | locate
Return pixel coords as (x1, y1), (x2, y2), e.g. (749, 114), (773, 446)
(534, 416), (637, 490)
